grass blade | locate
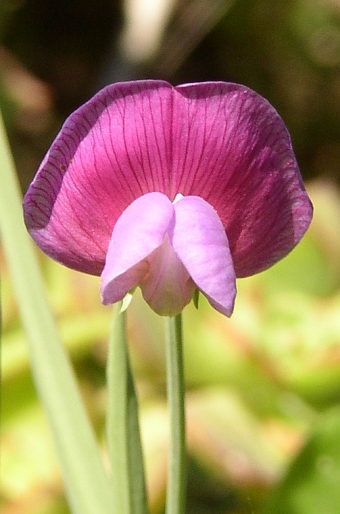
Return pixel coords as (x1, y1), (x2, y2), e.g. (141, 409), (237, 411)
(0, 112), (113, 514)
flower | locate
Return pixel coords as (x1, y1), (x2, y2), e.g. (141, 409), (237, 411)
(23, 80), (313, 316)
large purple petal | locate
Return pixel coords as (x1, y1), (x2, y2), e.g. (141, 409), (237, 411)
(171, 82), (313, 276)
(24, 80), (174, 274)
(24, 80), (312, 279)
(101, 192), (173, 304)
(171, 196), (236, 317)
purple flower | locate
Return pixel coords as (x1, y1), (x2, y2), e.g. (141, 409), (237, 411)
(23, 80), (312, 316)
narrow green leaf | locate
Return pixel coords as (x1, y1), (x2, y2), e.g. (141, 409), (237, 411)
(0, 112), (113, 514)
(106, 306), (148, 514)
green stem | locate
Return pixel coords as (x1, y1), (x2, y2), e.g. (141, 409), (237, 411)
(165, 314), (187, 514)
(106, 305), (148, 514)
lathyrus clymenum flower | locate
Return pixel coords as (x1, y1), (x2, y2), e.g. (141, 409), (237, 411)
(23, 81), (313, 316)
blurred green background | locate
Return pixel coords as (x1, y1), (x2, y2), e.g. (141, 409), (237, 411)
(1, 1), (340, 513)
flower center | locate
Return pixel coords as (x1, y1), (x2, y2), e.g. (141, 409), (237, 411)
(140, 235), (196, 316)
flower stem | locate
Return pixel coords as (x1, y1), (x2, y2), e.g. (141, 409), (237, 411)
(106, 305), (148, 514)
(165, 314), (187, 514)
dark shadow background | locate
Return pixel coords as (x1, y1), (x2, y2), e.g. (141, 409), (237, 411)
(1, 0), (340, 192)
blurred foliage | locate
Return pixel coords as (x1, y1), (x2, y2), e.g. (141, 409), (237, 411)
(2, 180), (340, 514)
(1, 0), (340, 513)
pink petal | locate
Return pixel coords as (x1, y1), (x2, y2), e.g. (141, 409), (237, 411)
(171, 196), (236, 317)
(171, 82), (313, 276)
(101, 192), (174, 305)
